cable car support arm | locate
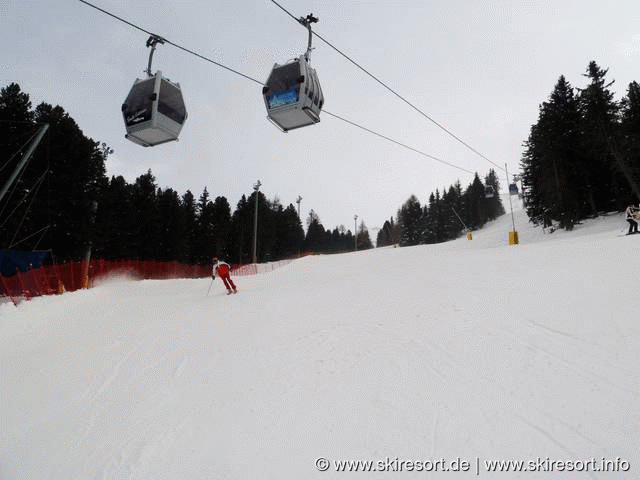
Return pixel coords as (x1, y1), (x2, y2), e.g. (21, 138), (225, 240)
(145, 34), (165, 76)
(298, 13), (318, 61)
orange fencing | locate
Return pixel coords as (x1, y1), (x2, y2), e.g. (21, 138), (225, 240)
(1, 253), (313, 306)
(1, 259), (209, 306)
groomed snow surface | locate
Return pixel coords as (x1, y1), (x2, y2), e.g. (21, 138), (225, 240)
(2, 199), (639, 479)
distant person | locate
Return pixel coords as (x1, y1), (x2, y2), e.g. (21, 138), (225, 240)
(212, 257), (237, 294)
(625, 204), (639, 235)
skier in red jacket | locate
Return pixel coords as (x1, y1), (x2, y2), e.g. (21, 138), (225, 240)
(212, 257), (237, 294)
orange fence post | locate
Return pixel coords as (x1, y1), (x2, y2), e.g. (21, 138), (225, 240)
(81, 259), (90, 289)
(68, 261), (75, 292)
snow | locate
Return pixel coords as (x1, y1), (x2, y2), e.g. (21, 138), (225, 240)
(2, 198), (639, 479)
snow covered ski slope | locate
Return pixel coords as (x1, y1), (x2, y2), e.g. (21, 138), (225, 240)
(2, 201), (639, 479)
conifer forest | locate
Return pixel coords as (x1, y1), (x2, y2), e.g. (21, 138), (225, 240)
(2, 61), (638, 262)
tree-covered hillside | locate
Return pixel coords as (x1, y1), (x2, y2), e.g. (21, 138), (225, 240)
(521, 62), (640, 230)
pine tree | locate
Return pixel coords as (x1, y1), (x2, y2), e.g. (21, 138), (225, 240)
(464, 174), (488, 230)
(447, 181), (467, 238)
(304, 209), (326, 252)
(442, 185), (464, 240)
(0, 83), (33, 123)
(376, 218), (395, 247)
(344, 229), (355, 252)
(327, 227), (340, 252)
(0, 84), (35, 188)
(0, 84), (35, 206)
(389, 217), (401, 245)
(211, 196), (232, 259)
(254, 192), (277, 262)
(20, 102), (107, 258)
(2, 86), (112, 258)
(130, 170), (161, 260)
(521, 76), (584, 228)
(577, 62), (620, 212)
(273, 204), (304, 257)
(157, 188), (188, 261)
(521, 64), (639, 228)
(228, 195), (251, 263)
(618, 81), (640, 202)
(356, 221), (374, 250)
(420, 192), (439, 244)
(94, 175), (135, 259)
(181, 190), (198, 263)
(194, 187), (217, 263)
(484, 169), (505, 220)
(398, 195), (422, 246)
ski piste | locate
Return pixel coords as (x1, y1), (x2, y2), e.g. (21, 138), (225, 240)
(4, 198), (639, 478)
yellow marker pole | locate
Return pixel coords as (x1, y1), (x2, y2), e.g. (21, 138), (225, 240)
(506, 163), (519, 245)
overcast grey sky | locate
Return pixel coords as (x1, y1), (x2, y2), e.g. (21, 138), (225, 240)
(2, 0), (639, 233)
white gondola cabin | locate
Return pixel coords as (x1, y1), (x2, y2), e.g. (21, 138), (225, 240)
(122, 35), (187, 147)
(263, 13), (323, 132)
(262, 55), (323, 132)
(122, 71), (187, 147)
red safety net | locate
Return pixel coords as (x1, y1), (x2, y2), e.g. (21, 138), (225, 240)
(1, 259), (210, 306)
(0, 253), (314, 306)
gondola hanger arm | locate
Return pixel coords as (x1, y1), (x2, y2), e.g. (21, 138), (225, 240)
(298, 13), (318, 61)
(145, 34), (166, 76)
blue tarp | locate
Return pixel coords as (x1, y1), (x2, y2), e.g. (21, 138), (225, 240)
(0, 249), (49, 277)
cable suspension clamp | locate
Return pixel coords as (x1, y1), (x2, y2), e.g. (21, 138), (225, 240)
(298, 13), (318, 61)
(145, 34), (166, 76)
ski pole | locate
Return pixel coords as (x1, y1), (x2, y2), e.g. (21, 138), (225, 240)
(206, 277), (214, 296)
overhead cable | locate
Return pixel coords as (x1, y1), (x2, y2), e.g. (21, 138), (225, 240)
(78, 0), (263, 85)
(323, 111), (474, 174)
(269, 0), (505, 173)
(78, 0), (481, 176)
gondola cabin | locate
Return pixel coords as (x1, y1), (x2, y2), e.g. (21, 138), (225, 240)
(122, 71), (187, 147)
(509, 183), (519, 195)
(262, 56), (323, 132)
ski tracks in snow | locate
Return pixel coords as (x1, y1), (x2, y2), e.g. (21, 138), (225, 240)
(174, 355), (190, 379)
(94, 345), (139, 400)
(509, 317), (639, 396)
(65, 327), (196, 476)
